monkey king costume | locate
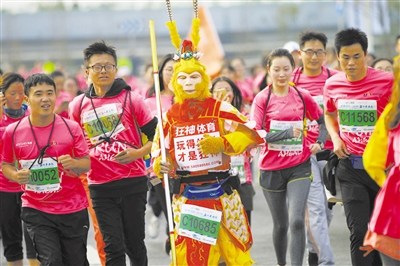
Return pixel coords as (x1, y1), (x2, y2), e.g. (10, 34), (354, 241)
(152, 14), (265, 266)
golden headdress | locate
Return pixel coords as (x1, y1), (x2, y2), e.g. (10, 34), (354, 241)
(165, 1), (211, 103)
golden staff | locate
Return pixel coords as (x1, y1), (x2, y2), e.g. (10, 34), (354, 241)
(148, 19), (177, 266)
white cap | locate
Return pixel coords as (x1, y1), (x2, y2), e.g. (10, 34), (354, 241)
(283, 41), (300, 53)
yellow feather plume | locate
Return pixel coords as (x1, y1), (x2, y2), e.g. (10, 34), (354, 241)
(190, 17), (200, 50)
(165, 20), (182, 51)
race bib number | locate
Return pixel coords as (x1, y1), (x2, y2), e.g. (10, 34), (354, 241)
(307, 95), (323, 127)
(82, 104), (125, 145)
(231, 155), (246, 184)
(338, 100), (377, 133)
(313, 95), (324, 109)
(178, 204), (222, 245)
(268, 120), (303, 151)
(20, 158), (60, 193)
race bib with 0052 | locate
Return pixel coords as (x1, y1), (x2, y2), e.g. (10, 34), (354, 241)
(20, 158), (60, 193)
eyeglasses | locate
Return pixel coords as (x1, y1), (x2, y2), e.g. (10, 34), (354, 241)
(87, 64), (116, 73)
(301, 49), (326, 57)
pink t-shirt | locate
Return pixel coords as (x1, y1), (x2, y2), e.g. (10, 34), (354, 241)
(55, 90), (73, 118)
(324, 67), (393, 155)
(0, 109), (29, 192)
(144, 94), (174, 117)
(68, 90), (154, 185)
(251, 85), (323, 171)
(236, 78), (254, 103)
(2, 115), (89, 214)
(292, 66), (338, 150)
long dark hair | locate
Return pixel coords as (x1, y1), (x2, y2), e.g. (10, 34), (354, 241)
(146, 54), (175, 98)
(211, 76), (243, 110)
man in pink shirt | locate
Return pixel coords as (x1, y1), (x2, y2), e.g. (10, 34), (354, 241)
(293, 31), (338, 266)
(1, 73), (91, 265)
(69, 41), (157, 266)
(324, 28), (393, 266)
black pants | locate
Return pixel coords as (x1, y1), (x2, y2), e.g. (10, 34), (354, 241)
(92, 191), (148, 266)
(21, 207), (89, 266)
(148, 187), (162, 217)
(0, 192), (36, 261)
(336, 158), (382, 266)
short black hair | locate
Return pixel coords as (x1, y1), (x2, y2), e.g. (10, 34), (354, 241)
(83, 40), (117, 67)
(334, 28), (368, 55)
(299, 31), (328, 49)
(0, 72), (24, 93)
(24, 73), (56, 96)
(50, 70), (65, 79)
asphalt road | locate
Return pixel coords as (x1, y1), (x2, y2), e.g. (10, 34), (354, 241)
(0, 183), (352, 266)
(139, 183), (352, 266)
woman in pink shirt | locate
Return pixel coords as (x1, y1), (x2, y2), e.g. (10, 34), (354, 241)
(251, 49), (326, 266)
(0, 73), (39, 266)
(144, 54), (175, 249)
(211, 76), (256, 225)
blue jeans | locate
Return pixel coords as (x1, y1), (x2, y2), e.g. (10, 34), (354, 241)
(306, 155), (335, 265)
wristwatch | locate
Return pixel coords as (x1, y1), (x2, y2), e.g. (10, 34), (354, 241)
(316, 140), (324, 149)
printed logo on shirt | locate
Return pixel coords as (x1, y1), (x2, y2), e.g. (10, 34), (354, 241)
(15, 141), (33, 148)
(92, 139), (130, 162)
(363, 92), (382, 97)
(334, 94), (348, 99)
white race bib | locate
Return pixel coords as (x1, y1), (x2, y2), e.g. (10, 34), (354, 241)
(20, 158), (60, 193)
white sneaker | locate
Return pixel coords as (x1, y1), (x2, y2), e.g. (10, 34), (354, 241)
(325, 188), (343, 204)
(147, 215), (160, 238)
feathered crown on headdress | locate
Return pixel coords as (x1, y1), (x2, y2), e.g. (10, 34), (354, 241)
(166, 18), (202, 61)
(165, 12), (211, 103)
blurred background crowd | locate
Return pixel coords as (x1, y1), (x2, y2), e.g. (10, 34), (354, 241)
(1, 0), (399, 95)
